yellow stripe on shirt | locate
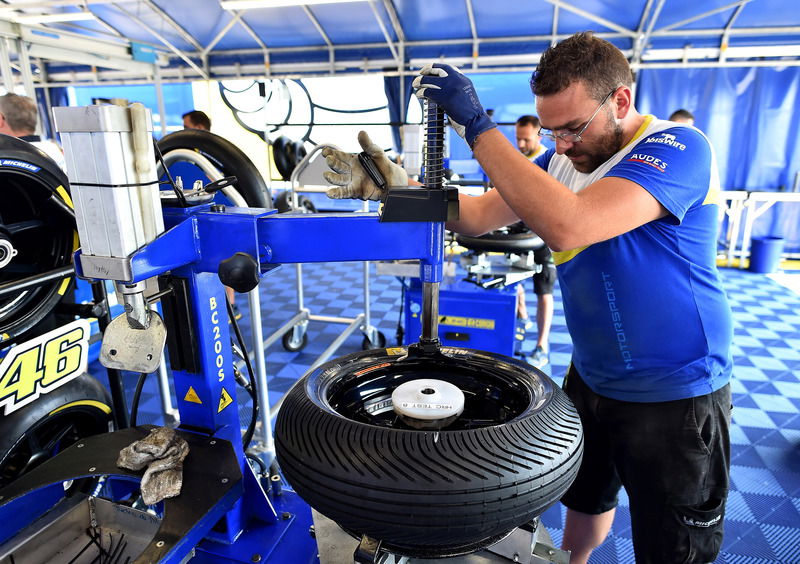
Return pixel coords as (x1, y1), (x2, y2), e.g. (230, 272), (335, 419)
(552, 246), (588, 266)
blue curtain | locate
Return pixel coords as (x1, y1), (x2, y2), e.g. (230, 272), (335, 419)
(383, 75), (414, 153)
(636, 66), (800, 251)
(35, 86), (69, 141)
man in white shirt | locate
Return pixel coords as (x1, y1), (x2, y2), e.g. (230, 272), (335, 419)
(514, 114), (555, 367)
(0, 93), (66, 170)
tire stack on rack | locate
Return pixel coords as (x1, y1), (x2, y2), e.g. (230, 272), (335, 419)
(271, 135), (317, 213)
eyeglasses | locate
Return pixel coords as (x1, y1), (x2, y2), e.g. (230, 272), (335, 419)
(538, 88), (617, 144)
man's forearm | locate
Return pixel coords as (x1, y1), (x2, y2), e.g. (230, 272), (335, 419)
(471, 129), (667, 251)
(446, 189), (519, 235)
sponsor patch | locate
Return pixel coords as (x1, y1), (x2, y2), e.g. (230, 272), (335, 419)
(628, 153), (668, 172)
(644, 132), (687, 151)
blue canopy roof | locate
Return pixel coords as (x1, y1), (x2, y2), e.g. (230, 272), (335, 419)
(0, 0), (796, 85)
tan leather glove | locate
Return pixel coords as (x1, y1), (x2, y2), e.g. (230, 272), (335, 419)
(323, 131), (408, 201)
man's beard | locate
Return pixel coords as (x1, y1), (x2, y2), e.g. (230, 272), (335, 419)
(566, 113), (624, 173)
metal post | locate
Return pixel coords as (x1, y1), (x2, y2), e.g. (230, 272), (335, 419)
(151, 303), (178, 422)
(38, 58), (54, 132)
(156, 356), (177, 422)
(360, 200), (373, 341)
(0, 38), (16, 93)
(16, 40), (39, 136)
(295, 263), (305, 309)
(247, 287), (274, 460)
(418, 101), (445, 344)
(91, 280), (130, 429)
(420, 281), (439, 342)
(154, 66), (168, 137)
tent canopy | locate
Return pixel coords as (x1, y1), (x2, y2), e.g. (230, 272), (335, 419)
(0, 0), (797, 85)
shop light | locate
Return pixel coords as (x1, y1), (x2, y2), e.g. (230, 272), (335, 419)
(14, 12), (96, 24)
(221, 0), (366, 10)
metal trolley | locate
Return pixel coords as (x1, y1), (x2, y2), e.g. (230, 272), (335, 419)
(268, 144), (386, 364)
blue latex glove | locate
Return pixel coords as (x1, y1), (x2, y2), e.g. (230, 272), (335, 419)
(412, 62), (497, 147)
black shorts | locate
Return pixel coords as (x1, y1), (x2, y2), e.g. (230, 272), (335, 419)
(532, 245), (556, 295)
(560, 366), (732, 563)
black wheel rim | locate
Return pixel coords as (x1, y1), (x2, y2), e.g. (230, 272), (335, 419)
(0, 409), (106, 487)
(323, 353), (548, 431)
(0, 175), (74, 341)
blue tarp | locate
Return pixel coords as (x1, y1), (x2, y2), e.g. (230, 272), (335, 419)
(637, 67), (800, 250)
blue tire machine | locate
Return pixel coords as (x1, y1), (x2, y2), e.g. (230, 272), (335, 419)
(0, 103), (457, 563)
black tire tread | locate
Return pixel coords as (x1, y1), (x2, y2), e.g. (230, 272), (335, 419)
(456, 230), (545, 254)
(275, 348), (582, 551)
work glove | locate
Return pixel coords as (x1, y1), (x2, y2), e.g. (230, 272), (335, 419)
(412, 63), (497, 147)
(117, 426), (190, 506)
(323, 131), (408, 201)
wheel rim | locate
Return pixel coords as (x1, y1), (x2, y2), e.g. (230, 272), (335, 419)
(0, 409), (105, 487)
(324, 352), (548, 431)
(0, 175), (75, 342)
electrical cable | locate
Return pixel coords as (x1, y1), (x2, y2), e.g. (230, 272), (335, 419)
(396, 277), (405, 346)
(130, 371), (148, 427)
(226, 297), (258, 449)
(246, 452), (267, 477)
(152, 138), (188, 207)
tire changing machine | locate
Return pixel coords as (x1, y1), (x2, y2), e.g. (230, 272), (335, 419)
(0, 102), (571, 564)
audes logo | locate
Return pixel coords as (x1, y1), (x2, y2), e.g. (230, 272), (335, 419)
(628, 153), (668, 172)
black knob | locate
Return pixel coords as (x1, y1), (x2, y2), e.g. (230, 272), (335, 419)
(218, 252), (260, 293)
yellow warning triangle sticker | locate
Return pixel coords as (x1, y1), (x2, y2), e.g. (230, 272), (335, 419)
(184, 386), (202, 404)
(218, 388), (234, 413)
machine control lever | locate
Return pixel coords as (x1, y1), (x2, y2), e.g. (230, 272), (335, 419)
(203, 176), (238, 194)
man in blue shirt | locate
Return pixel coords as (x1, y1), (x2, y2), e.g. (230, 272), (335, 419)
(324, 31), (733, 564)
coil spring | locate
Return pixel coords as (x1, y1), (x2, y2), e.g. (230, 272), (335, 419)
(423, 101), (445, 190)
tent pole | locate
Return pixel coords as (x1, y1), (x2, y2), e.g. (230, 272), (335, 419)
(0, 38), (15, 93)
(15, 39), (43, 135)
(154, 65), (168, 137)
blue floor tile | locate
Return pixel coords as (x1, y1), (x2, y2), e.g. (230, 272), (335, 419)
(87, 264), (800, 563)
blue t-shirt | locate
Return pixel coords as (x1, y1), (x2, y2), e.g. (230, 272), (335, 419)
(534, 118), (733, 402)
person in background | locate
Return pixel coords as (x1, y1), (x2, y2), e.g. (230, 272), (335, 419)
(669, 108), (695, 125)
(515, 114), (547, 159)
(182, 110), (211, 130)
(0, 93), (66, 170)
(514, 114), (555, 368)
(323, 31), (734, 564)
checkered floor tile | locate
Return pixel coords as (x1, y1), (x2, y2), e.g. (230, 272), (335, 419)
(90, 264), (800, 563)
